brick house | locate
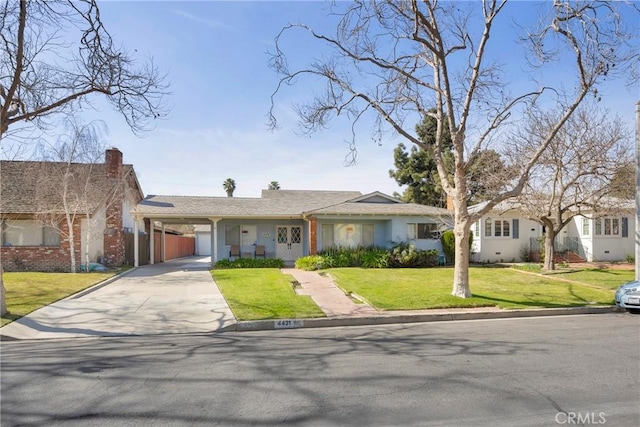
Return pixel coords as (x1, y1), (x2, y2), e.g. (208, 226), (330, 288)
(0, 148), (145, 272)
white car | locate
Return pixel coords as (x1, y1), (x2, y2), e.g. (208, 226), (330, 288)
(615, 281), (640, 312)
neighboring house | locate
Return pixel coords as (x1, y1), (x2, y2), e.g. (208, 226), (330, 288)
(132, 190), (452, 265)
(568, 200), (635, 262)
(1, 148), (145, 271)
(469, 199), (636, 263)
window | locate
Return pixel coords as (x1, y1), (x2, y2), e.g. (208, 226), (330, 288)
(582, 218), (590, 236)
(594, 217), (622, 236)
(407, 223), (439, 240)
(322, 224), (334, 248)
(512, 219), (519, 239)
(484, 219), (492, 237)
(225, 225), (240, 245)
(484, 218), (512, 238)
(2, 220), (60, 247)
(362, 224), (375, 247)
(622, 217), (629, 238)
(325, 223), (376, 247)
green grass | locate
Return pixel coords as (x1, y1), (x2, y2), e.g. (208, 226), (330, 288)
(542, 268), (635, 290)
(2, 271), (118, 326)
(212, 268), (325, 320)
(327, 267), (616, 310)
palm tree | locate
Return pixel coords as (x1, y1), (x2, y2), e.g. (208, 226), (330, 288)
(223, 178), (236, 197)
(268, 181), (281, 190)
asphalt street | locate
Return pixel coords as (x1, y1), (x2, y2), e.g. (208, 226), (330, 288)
(1, 313), (639, 427)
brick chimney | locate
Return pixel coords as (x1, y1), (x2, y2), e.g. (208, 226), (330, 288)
(446, 194), (454, 211)
(103, 147), (125, 266)
(105, 147), (123, 179)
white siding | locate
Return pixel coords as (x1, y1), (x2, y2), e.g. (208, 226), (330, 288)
(473, 215), (541, 263)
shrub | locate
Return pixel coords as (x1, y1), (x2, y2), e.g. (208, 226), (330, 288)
(389, 243), (439, 268)
(295, 255), (326, 271)
(625, 253), (635, 264)
(360, 248), (390, 268)
(214, 258), (284, 269)
(519, 244), (531, 263)
(440, 230), (473, 265)
(440, 231), (455, 264)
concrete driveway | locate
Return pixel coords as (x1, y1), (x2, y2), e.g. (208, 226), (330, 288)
(0, 257), (237, 340)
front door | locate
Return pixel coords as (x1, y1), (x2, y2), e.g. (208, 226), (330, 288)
(276, 226), (303, 262)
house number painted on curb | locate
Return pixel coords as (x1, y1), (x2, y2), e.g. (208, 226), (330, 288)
(274, 319), (304, 329)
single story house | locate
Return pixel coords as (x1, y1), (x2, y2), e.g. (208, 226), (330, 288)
(131, 190), (453, 266)
(470, 199), (636, 263)
(1, 148), (146, 271)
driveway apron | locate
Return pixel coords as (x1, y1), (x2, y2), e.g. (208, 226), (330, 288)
(0, 257), (236, 340)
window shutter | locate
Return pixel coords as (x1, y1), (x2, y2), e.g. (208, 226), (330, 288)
(622, 217), (628, 238)
(512, 219), (519, 239)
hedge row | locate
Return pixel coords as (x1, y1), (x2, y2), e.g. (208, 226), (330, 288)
(295, 244), (440, 271)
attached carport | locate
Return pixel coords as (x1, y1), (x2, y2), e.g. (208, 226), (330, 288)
(132, 215), (220, 267)
(130, 194), (311, 267)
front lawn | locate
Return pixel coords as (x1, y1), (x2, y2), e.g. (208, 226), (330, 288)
(1, 271), (118, 326)
(327, 267), (616, 310)
(212, 268), (325, 320)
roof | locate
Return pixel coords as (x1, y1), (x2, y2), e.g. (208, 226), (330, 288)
(1, 160), (140, 215)
(469, 197), (636, 216)
(134, 190), (452, 220)
(135, 190), (362, 219)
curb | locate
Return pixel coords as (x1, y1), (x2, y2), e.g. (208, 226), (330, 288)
(230, 305), (624, 332)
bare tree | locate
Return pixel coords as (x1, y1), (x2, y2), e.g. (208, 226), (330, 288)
(0, 0), (169, 314)
(0, 0), (168, 140)
(268, 0), (638, 297)
(512, 104), (633, 270)
(35, 119), (107, 273)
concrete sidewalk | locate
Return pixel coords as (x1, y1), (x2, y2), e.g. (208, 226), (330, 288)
(0, 257), (236, 340)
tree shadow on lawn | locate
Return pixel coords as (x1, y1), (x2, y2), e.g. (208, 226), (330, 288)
(471, 291), (607, 309)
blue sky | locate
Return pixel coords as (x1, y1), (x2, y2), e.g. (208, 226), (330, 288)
(30, 1), (640, 198)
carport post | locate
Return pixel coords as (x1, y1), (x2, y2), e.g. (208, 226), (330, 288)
(210, 218), (220, 264)
(134, 218), (139, 267)
(150, 222), (155, 265)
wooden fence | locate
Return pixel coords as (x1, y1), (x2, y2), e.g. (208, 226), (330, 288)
(125, 233), (149, 266)
(153, 232), (195, 262)
(125, 232), (195, 265)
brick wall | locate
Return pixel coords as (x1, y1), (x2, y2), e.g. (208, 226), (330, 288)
(0, 218), (81, 272)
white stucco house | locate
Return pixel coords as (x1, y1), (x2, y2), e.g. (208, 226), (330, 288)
(470, 199), (636, 263)
(132, 190), (453, 266)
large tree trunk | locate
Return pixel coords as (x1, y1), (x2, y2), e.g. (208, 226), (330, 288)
(543, 230), (556, 271)
(451, 218), (472, 298)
